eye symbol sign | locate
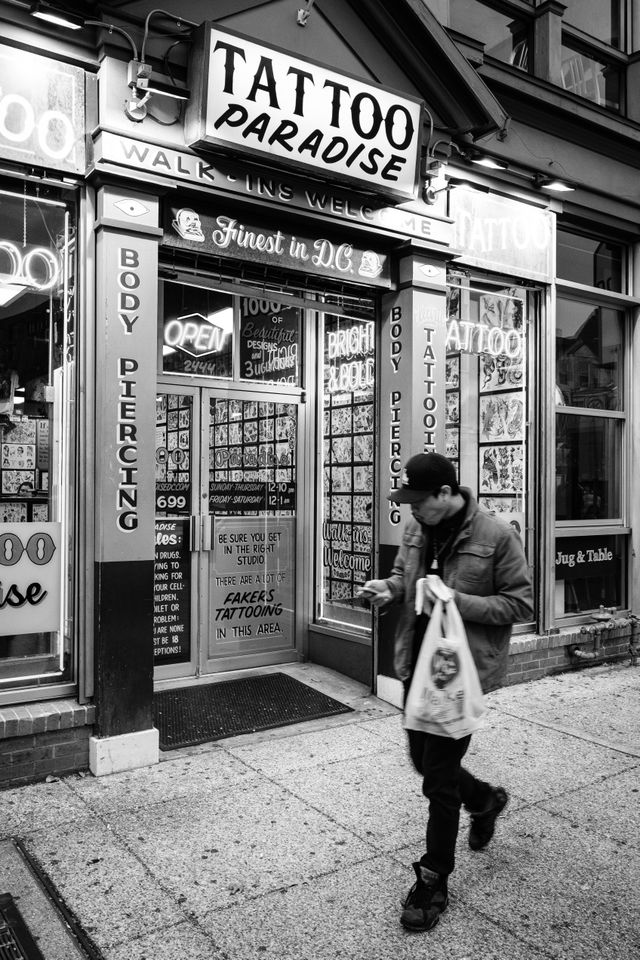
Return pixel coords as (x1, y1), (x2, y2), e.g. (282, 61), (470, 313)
(114, 198), (149, 218)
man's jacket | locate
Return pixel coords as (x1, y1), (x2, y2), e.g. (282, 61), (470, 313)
(386, 489), (533, 693)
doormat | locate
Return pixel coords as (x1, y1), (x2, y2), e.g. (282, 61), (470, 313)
(154, 673), (353, 750)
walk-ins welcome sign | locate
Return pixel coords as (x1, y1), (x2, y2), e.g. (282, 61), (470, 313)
(185, 24), (423, 202)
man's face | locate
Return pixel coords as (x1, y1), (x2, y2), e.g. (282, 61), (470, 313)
(411, 487), (450, 526)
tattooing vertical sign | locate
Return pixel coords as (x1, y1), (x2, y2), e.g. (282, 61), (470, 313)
(95, 187), (158, 562)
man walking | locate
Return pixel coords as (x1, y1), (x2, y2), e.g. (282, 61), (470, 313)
(362, 452), (533, 932)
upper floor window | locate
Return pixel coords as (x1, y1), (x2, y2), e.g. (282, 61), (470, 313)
(562, 0), (623, 49)
(557, 230), (625, 292)
(449, 0), (531, 69)
(560, 43), (622, 110)
(554, 224), (630, 622)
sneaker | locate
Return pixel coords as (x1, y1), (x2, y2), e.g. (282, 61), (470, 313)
(400, 862), (448, 932)
(468, 786), (509, 851)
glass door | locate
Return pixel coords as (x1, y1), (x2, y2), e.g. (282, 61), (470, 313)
(153, 385), (301, 680)
(199, 390), (298, 674)
(154, 386), (199, 677)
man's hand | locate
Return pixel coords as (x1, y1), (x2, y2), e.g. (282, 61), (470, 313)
(358, 579), (393, 608)
(415, 576), (453, 616)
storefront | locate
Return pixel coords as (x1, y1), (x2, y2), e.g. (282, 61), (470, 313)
(84, 12), (494, 776)
(377, 180), (638, 705)
(0, 0), (637, 785)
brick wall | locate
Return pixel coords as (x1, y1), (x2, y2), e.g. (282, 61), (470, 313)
(507, 618), (638, 685)
(0, 700), (95, 789)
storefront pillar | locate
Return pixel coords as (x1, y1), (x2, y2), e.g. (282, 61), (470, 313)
(376, 251), (449, 705)
(91, 185), (162, 775)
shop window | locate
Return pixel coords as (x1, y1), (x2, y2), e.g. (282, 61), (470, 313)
(238, 297), (302, 387)
(449, 1), (531, 69)
(446, 273), (531, 562)
(556, 301), (623, 412)
(557, 230), (624, 292)
(159, 282), (303, 385)
(554, 534), (627, 616)
(0, 186), (75, 689)
(562, 0), (623, 49)
(160, 282), (233, 378)
(318, 313), (375, 630)
(560, 44), (621, 110)
(554, 290), (628, 619)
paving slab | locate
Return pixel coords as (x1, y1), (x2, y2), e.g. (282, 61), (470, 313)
(455, 803), (640, 960)
(21, 819), (186, 952)
(200, 854), (549, 960)
(462, 711), (637, 803)
(224, 720), (389, 776)
(106, 919), (226, 960)
(493, 693), (640, 754)
(268, 749), (428, 852)
(0, 779), (92, 839)
(0, 839), (86, 960)
(539, 766), (640, 850)
(359, 713), (406, 746)
(494, 664), (640, 712)
(65, 745), (259, 816)
(108, 775), (377, 917)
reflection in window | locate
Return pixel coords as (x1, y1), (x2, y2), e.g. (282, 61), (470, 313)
(319, 314), (375, 630)
(161, 282), (233, 378)
(562, 0), (622, 48)
(560, 45), (620, 110)
(446, 275), (528, 546)
(556, 231), (623, 291)
(555, 535), (626, 616)
(555, 300), (623, 411)
(209, 399), (296, 515)
(555, 415), (621, 521)
(155, 394), (193, 516)
(450, 0), (530, 69)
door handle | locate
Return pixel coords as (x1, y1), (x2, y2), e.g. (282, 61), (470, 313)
(201, 515), (213, 552)
(189, 515), (200, 551)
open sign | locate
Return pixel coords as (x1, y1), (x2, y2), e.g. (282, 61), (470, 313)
(164, 312), (231, 358)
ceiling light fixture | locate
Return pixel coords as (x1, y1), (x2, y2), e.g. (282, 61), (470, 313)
(470, 152), (509, 170)
(535, 175), (575, 193)
(30, 1), (83, 29)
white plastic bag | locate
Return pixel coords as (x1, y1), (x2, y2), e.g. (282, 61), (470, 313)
(404, 577), (485, 739)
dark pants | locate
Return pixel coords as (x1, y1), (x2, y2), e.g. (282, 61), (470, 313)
(405, 728), (493, 876)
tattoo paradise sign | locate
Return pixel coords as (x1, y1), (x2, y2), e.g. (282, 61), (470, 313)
(185, 24), (423, 202)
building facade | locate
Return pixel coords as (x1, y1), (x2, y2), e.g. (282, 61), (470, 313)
(0, 0), (638, 786)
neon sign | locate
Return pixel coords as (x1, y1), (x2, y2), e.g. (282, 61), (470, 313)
(0, 241), (60, 291)
(164, 312), (231, 357)
(326, 321), (375, 394)
(446, 319), (523, 360)
(0, 93), (75, 162)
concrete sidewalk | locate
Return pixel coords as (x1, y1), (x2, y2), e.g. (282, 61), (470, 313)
(1, 660), (639, 960)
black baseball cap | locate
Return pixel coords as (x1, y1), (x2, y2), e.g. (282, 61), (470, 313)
(387, 453), (457, 504)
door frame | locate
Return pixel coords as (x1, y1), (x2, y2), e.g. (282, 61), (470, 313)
(153, 377), (312, 687)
